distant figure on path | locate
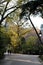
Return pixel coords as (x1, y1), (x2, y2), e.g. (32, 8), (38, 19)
(8, 50), (11, 55)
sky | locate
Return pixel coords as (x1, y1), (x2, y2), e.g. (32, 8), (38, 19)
(30, 16), (43, 29)
(23, 15), (43, 29)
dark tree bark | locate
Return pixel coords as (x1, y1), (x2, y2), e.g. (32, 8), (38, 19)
(28, 13), (43, 44)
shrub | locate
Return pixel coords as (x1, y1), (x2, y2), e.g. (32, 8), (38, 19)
(26, 36), (39, 54)
(0, 27), (11, 59)
(39, 55), (43, 60)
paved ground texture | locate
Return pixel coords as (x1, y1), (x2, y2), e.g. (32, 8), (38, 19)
(0, 54), (43, 65)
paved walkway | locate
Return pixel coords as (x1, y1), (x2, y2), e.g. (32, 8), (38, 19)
(0, 54), (43, 65)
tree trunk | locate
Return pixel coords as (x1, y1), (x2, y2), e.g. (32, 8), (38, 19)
(0, 21), (2, 26)
(29, 16), (43, 44)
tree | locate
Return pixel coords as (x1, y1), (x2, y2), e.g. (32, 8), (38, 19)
(19, 0), (43, 44)
(0, 0), (21, 55)
(0, 0), (20, 25)
(0, 0), (43, 55)
(26, 36), (39, 54)
(3, 0), (43, 53)
(3, 3), (32, 51)
(0, 27), (11, 59)
(5, 20), (31, 53)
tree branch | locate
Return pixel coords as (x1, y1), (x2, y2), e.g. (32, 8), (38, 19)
(3, 6), (21, 21)
(6, 6), (17, 11)
(2, 2), (9, 19)
(0, 1), (6, 4)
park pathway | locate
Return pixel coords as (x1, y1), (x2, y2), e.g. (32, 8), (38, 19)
(0, 54), (43, 65)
